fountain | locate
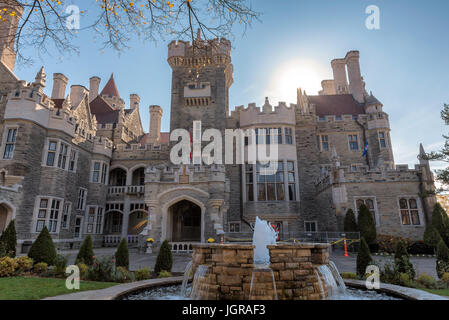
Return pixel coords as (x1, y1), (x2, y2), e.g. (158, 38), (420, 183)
(252, 217), (277, 266)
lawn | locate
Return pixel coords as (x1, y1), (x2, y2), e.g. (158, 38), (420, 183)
(421, 288), (449, 297)
(0, 277), (117, 300)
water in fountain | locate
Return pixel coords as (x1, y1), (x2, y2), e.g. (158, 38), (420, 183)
(180, 260), (193, 297)
(249, 268), (278, 300)
(190, 265), (211, 300)
(317, 263), (347, 299)
(329, 261), (347, 291)
(314, 269), (325, 299)
(252, 217), (277, 267)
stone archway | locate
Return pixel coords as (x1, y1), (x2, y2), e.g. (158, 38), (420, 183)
(169, 200), (201, 242)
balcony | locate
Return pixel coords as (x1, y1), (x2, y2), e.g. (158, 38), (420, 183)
(107, 185), (145, 195)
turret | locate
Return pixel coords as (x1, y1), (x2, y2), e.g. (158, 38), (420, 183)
(345, 51), (366, 103)
(331, 58), (349, 94)
(149, 105), (163, 142)
(89, 76), (101, 102)
(52, 73), (69, 99)
(130, 94), (140, 110)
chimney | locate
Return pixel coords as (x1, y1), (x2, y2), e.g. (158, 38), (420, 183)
(331, 59), (349, 94)
(149, 105), (163, 142)
(70, 85), (89, 107)
(130, 94), (140, 109)
(345, 51), (365, 103)
(319, 80), (336, 95)
(89, 76), (101, 102)
(51, 73), (68, 99)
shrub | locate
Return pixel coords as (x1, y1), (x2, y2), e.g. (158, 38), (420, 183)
(135, 267), (152, 281)
(417, 273), (437, 289)
(441, 272), (449, 284)
(357, 204), (377, 245)
(340, 272), (357, 280)
(344, 209), (358, 233)
(424, 226), (442, 250)
(28, 226), (56, 265)
(154, 240), (173, 275)
(0, 256), (16, 277)
(158, 270), (172, 278)
(436, 239), (449, 278)
(77, 263), (88, 279)
(380, 262), (396, 284)
(0, 220), (16, 257)
(55, 254), (68, 276)
(86, 256), (116, 282)
(432, 203), (449, 245)
(394, 240), (415, 279)
(398, 273), (413, 287)
(14, 256), (33, 273)
(115, 238), (129, 269)
(356, 237), (372, 277)
(76, 235), (94, 266)
(0, 241), (7, 258)
(34, 262), (48, 274)
(115, 266), (135, 283)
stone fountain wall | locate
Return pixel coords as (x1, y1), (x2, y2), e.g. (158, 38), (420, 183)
(191, 243), (330, 300)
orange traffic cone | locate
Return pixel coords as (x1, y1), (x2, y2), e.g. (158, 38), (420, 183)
(344, 237), (349, 257)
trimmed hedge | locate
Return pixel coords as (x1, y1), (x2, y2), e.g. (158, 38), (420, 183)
(154, 240), (173, 274)
(76, 235), (95, 266)
(115, 238), (129, 269)
(0, 220), (16, 257)
(344, 209), (358, 233)
(357, 204), (377, 245)
(28, 226), (56, 265)
(356, 237), (372, 277)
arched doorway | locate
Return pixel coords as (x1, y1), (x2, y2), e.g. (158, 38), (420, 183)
(169, 200), (201, 242)
(109, 168), (127, 186)
(103, 211), (123, 234)
(0, 203), (13, 234)
(132, 167), (145, 186)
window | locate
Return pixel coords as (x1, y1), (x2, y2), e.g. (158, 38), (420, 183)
(92, 162), (100, 183)
(287, 161), (296, 201)
(305, 221), (317, 232)
(96, 207), (103, 234)
(86, 206), (105, 234)
(61, 202), (71, 229)
(46, 141), (57, 166)
(91, 161), (109, 184)
(87, 207), (95, 233)
(317, 135), (329, 151)
(378, 132), (387, 148)
(285, 128), (293, 145)
(229, 223), (240, 233)
(356, 198), (378, 225)
(101, 163), (108, 184)
(77, 188), (87, 211)
(69, 150), (78, 172)
(257, 162), (285, 201)
(348, 135), (359, 150)
(57, 142), (69, 169)
(35, 197), (62, 233)
(245, 163), (254, 201)
(3, 128), (17, 160)
(399, 198), (421, 226)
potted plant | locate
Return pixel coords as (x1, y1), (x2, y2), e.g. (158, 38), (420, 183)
(146, 238), (154, 254)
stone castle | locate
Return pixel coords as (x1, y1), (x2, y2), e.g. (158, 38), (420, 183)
(0, 3), (437, 252)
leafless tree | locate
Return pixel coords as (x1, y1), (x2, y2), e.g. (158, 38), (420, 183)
(0, 0), (260, 65)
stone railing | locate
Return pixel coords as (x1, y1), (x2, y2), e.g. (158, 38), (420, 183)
(170, 242), (195, 253)
(107, 185), (145, 195)
(103, 235), (140, 247)
(108, 186), (126, 195)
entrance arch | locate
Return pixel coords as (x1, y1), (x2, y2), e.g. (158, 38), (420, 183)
(0, 201), (14, 233)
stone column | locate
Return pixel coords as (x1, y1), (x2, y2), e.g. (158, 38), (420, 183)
(121, 196), (131, 239)
(208, 199), (224, 236)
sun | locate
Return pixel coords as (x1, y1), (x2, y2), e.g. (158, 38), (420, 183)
(265, 59), (328, 105)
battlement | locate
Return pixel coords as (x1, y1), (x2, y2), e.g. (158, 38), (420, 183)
(168, 37), (232, 68)
(93, 136), (113, 158)
(146, 164), (226, 183)
(230, 99), (296, 127)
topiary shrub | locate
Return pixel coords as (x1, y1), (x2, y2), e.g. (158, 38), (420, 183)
(115, 238), (129, 269)
(0, 256), (16, 277)
(158, 270), (172, 278)
(432, 203), (449, 246)
(436, 239), (449, 279)
(394, 240), (415, 279)
(14, 256), (33, 273)
(34, 262), (48, 274)
(356, 237), (372, 278)
(28, 226), (56, 265)
(417, 273), (437, 289)
(76, 235), (94, 266)
(357, 204), (377, 245)
(424, 226), (442, 251)
(135, 267), (151, 281)
(344, 209), (358, 233)
(154, 240), (173, 275)
(0, 220), (17, 257)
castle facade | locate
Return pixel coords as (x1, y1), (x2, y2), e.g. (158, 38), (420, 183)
(0, 4), (437, 251)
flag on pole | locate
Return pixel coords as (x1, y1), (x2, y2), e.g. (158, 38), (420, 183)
(362, 140), (369, 157)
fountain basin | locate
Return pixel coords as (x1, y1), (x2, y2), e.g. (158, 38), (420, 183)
(191, 243), (331, 300)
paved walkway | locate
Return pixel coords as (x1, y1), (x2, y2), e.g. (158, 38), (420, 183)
(60, 247), (438, 278)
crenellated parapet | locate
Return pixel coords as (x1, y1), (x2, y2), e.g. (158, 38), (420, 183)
(93, 136), (113, 158)
(145, 164), (226, 184)
(230, 98), (296, 127)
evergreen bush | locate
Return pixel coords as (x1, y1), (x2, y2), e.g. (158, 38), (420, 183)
(76, 235), (94, 266)
(0, 220), (16, 257)
(154, 240), (173, 274)
(344, 209), (358, 233)
(394, 240), (415, 279)
(356, 237), (372, 277)
(436, 239), (449, 279)
(28, 226), (56, 265)
(115, 238), (129, 269)
(357, 204), (377, 245)
(431, 203), (449, 246)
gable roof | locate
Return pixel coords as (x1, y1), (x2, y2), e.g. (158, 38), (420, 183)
(100, 73), (120, 98)
(308, 94), (365, 117)
(89, 95), (119, 124)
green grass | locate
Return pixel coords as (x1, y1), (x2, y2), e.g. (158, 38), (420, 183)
(0, 277), (117, 300)
(421, 288), (449, 297)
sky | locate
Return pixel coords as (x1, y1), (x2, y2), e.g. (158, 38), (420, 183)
(12, 0), (449, 173)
